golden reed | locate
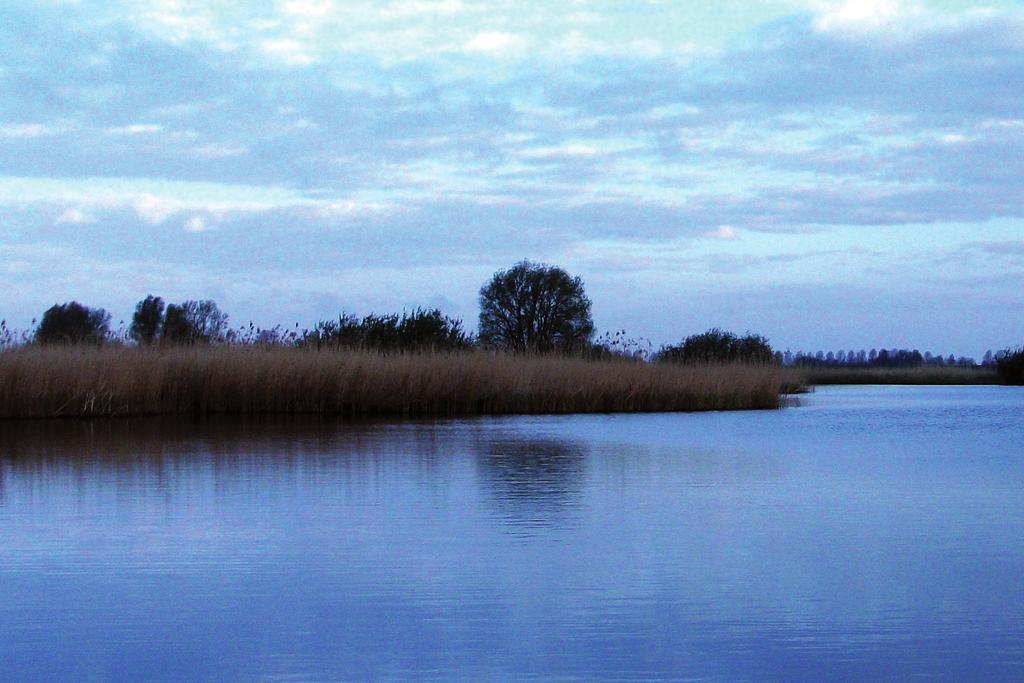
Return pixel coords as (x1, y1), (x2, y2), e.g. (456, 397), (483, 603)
(0, 346), (801, 419)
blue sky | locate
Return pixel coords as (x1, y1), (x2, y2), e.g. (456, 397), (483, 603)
(1, 0), (1022, 356)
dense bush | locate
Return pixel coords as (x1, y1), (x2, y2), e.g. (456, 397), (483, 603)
(303, 308), (470, 352)
(34, 302), (111, 345)
(995, 348), (1024, 385)
(657, 328), (775, 364)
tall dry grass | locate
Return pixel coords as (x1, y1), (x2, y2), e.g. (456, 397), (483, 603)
(0, 346), (799, 419)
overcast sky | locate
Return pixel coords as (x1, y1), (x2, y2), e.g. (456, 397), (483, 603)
(1, 0), (1022, 356)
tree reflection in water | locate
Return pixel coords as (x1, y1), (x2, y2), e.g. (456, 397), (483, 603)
(474, 438), (587, 531)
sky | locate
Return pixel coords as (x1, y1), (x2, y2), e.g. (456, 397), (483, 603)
(1, 0), (1022, 357)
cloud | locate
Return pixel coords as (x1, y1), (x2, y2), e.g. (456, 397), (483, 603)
(811, 0), (920, 34)
(55, 208), (98, 225)
(964, 240), (1024, 257)
(463, 31), (525, 55)
(260, 38), (317, 65)
(281, 0), (335, 20)
(0, 123), (61, 138)
(3, 4), (1023, 236)
(133, 193), (178, 225)
(183, 215), (209, 232)
(704, 225), (739, 240)
(189, 143), (248, 159)
(519, 143), (600, 160)
(3, 0), (1024, 354)
(107, 124), (165, 135)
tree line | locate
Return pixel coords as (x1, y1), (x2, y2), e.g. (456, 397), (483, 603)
(782, 347), (1024, 384)
(3, 259), (1021, 382)
(782, 348), (982, 368)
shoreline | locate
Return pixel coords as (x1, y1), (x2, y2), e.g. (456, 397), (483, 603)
(804, 366), (998, 386)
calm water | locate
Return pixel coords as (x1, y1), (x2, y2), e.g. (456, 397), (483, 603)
(1, 386), (1023, 681)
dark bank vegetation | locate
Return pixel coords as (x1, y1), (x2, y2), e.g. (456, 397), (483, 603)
(34, 302), (112, 345)
(4, 257), (1018, 420)
(0, 261), (802, 419)
(656, 329), (774, 364)
(996, 348), (1024, 385)
(302, 309), (471, 352)
(782, 347), (1006, 385)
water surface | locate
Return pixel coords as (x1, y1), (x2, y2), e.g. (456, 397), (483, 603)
(1, 386), (1023, 680)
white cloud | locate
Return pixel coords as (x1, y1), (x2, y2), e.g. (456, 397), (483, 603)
(379, 0), (465, 19)
(190, 143), (248, 159)
(281, 0), (334, 19)
(704, 225), (739, 240)
(133, 193), (179, 225)
(520, 144), (600, 159)
(260, 38), (317, 65)
(107, 123), (164, 135)
(183, 215), (209, 232)
(812, 0), (922, 33)
(55, 208), (98, 225)
(463, 31), (524, 55)
(0, 176), (396, 227)
(0, 123), (59, 138)
(981, 118), (1024, 130)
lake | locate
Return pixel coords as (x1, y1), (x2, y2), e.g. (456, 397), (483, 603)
(1, 385), (1023, 681)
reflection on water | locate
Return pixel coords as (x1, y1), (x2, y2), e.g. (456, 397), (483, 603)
(477, 438), (586, 530)
(1, 386), (1024, 681)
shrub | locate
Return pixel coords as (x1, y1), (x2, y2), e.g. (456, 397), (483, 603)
(657, 328), (775, 364)
(397, 308), (472, 351)
(301, 309), (470, 352)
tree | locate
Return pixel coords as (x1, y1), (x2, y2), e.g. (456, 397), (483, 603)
(130, 295), (165, 345)
(478, 261), (594, 353)
(161, 299), (228, 345)
(35, 301), (111, 345)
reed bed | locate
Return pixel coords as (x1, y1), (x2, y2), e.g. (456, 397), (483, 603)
(0, 346), (799, 419)
(804, 365), (998, 385)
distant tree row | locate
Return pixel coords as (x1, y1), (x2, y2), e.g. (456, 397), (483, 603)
(782, 348), (981, 368)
